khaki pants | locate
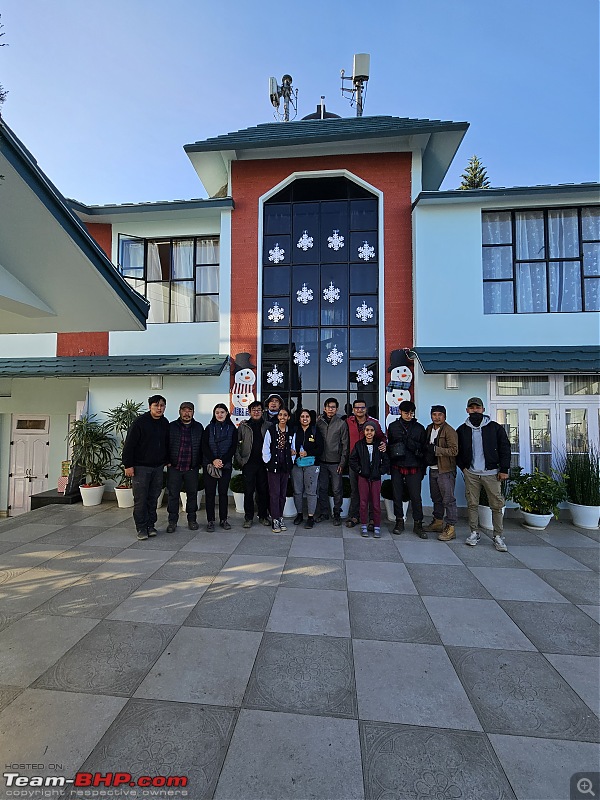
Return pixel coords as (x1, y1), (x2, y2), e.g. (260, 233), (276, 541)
(463, 470), (505, 536)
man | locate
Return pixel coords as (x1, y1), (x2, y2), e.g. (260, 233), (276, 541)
(346, 399), (386, 529)
(456, 397), (511, 552)
(423, 405), (459, 541)
(387, 400), (427, 538)
(122, 395), (169, 541)
(263, 394), (284, 424)
(237, 400), (271, 528)
(166, 402), (204, 533)
(316, 398), (350, 525)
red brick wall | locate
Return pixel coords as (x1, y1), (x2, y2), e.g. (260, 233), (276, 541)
(230, 152), (413, 377)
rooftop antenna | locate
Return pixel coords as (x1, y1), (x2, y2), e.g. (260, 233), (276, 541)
(340, 53), (370, 117)
(269, 74), (298, 122)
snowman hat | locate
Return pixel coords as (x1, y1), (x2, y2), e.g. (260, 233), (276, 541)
(232, 352), (256, 371)
(388, 348), (412, 372)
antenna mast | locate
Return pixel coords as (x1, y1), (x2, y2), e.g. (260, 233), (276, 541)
(268, 74), (298, 122)
(340, 53), (370, 117)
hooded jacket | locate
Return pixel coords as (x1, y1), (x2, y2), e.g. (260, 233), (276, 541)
(456, 415), (511, 474)
(349, 439), (390, 482)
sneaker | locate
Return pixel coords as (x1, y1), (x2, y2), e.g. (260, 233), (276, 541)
(166, 523), (177, 533)
(360, 526), (369, 537)
(424, 518), (444, 533)
(147, 527), (158, 537)
(279, 517), (287, 532)
(188, 520), (199, 531)
(414, 521), (428, 539)
(293, 514), (304, 525)
(438, 523), (456, 542)
(333, 514), (342, 527)
(392, 519), (405, 535)
(243, 519), (253, 529)
(220, 520), (232, 530)
(260, 517), (271, 527)
(493, 535), (508, 552)
(367, 522), (375, 533)
(206, 521), (215, 532)
(136, 529), (148, 540)
(304, 516), (315, 529)
(346, 517), (358, 528)
(272, 518), (281, 533)
(465, 531), (481, 546)
(373, 527), (381, 538)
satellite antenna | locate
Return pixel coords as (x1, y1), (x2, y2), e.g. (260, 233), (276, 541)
(268, 74), (298, 122)
(340, 53), (370, 117)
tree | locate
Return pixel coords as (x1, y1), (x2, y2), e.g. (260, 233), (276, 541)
(458, 155), (491, 189)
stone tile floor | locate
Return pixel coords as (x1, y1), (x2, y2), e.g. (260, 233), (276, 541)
(0, 502), (597, 800)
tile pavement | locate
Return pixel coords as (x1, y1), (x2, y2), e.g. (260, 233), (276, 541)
(0, 501), (597, 800)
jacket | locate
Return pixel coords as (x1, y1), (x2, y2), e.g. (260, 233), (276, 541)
(237, 418), (270, 467)
(262, 423), (295, 473)
(168, 418), (204, 470)
(316, 413), (350, 467)
(201, 421), (238, 469)
(387, 418), (427, 469)
(456, 416), (511, 473)
(349, 439), (390, 482)
(347, 415), (386, 454)
(294, 424), (324, 466)
(425, 421), (458, 474)
(122, 412), (169, 469)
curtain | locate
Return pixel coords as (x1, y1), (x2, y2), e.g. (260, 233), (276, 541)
(172, 241), (194, 279)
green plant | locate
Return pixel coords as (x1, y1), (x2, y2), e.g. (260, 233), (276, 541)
(67, 414), (115, 487)
(230, 473), (246, 493)
(105, 400), (144, 487)
(508, 468), (567, 517)
(558, 448), (600, 506)
(327, 475), (352, 498)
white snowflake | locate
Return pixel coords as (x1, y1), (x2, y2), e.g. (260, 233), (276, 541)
(326, 346), (344, 366)
(356, 364), (374, 385)
(267, 365), (284, 386)
(267, 302), (285, 323)
(327, 230), (345, 251)
(268, 243), (286, 264)
(355, 301), (374, 322)
(293, 347), (311, 367)
(323, 281), (341, 304)
(358, 241), (376, 261)
(296, 283), (314, 304)
(296, 230), (314, 251)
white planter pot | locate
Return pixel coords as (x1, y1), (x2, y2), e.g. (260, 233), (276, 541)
(180, 490), (204, 511)
(157, 488), (165, 508)
(283, 496), (297, 518)
(329, 497), (351, 517)
(80, 484), (105, 507)
(383, 499), (409, 522)
(114, 486), (134, 508)
(567, 502), (600, 530)
(520, 510), (553, 530)
(233, 491), (245, 514)
(478, 504), (506, 530)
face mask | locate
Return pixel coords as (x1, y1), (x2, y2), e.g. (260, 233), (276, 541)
(469, 412), (484, 426)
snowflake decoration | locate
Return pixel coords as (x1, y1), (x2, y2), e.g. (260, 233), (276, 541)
(293, 347), (311, 367)
(296, 283), (314, 304)
(267, 302), (285, 323)
(358, 240), (376, 261)
(296, 230), (314, 251)
(327, 230), (345, 251)
(356, 364), (374, 385)
(326, 346), (344, 366)
(268, 243), (285, 264)
(356, 301), (374, 322)
(323, 281), (341, 304)
(267, 365), (284, 386)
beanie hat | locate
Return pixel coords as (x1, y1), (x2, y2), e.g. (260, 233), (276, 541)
(431, 405), (446, 415)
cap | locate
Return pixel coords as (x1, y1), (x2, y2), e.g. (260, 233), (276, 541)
(179, 401), (194, 410)
(466, 397), (484, 408)
(430, 405), (446, 416)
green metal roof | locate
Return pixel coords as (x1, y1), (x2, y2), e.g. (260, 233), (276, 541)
(68, 197), (234, 216)
(412, 347), (600, 374)
(414, 183), (600, 207)
(0, 355), (229, 378)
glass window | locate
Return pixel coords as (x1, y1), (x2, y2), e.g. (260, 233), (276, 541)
(495, 408), (520, 470)
(564, 375), (600, 395)
(496, 376), (550, 396)
(516, 263), (547, 313)
(350, 199), (378, 231)
(170, 281), (194, 322)
(484, 282), (514, 314)
(482, 212), (512, 245)
(548, 209), (579, 258)
(264, 204), (292, 235)
(582, 207), (600, 241)
(483, 246), (513, 280)
(583, 243), (600, 276)
(119, 237), (144, 278)
(584, 278), (600, 310)
(147, 283), (169, 324)
(565, 408), (588, 453)
(529, 408), (552, 475)
(263, 235), (290, 266)
(516, 211), (545, 260)
(350, 263), (379, 293)
(350, 231), (377, 264)
(549, 262), (582, 312)
(172, 240), (194, 279)
(264, 266), (290, 296)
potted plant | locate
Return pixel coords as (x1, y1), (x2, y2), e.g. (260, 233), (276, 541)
(67, 414), (115, 506)
(105, 399), (143, 508)
(283, 477), (297, 518)
(230, 472), (246, 514)
(559, 448), (600, 529)
(181, 471), (205, 512)
(508, 468), (567, 530)
(380, 478), (409, 522)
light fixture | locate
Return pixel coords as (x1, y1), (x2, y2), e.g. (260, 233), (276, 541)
(150, 375), (163, 390)
(445, 373), (459, 390)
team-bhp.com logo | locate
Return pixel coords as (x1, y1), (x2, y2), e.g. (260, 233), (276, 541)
(4, 771), (188, 793)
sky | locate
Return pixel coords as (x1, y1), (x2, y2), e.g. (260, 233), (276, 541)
(1, 0), (598, 205)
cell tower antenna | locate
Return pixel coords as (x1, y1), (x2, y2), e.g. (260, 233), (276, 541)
(268, 74), (298, 122)
(340, 53), (370, 117)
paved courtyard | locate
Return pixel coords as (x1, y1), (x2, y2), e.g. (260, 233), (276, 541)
(0, 501), (597, 800)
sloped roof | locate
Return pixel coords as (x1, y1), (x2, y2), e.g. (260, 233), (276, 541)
(413, 347), (600, 374)
(0, 355), (229, 378)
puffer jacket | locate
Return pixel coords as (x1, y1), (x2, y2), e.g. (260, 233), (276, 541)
(425, 421), (458, 474)
(169, 418), (204, 469)
(349, 439), (390, 481)
(316, 414), (350, 467)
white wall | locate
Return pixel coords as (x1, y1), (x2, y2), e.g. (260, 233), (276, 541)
(0, 333), (57, 358)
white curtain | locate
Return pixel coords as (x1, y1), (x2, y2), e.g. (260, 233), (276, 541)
(548, 210), (578, 258)
(173, 241), (194, 279)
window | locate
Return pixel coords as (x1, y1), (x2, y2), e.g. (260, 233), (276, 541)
(482, 206), (600, 313)
(118, 236), (220, 323)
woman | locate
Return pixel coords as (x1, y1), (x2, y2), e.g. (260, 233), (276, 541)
(202, 403), (237, 531)
(262, 407), (295, 533)
(292, 409), (324, 529)
(349, 422), (390, 538)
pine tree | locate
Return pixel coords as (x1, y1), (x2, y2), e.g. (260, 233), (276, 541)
(458, 155), (491, 190)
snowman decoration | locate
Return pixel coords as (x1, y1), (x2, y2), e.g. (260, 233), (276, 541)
(385, 349), (414, 429)
(230, 353), (256, 428)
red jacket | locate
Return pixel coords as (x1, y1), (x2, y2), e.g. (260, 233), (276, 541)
(346, 415), (387, 454)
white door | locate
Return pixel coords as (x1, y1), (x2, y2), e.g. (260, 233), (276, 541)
(9, 416), (50, 516)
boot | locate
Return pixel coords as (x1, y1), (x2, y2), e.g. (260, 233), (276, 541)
(413, 521), (428, 539)
(438, 523), (456, 542)
(424, 518), (444, 533)
(392, 519), (405, 535)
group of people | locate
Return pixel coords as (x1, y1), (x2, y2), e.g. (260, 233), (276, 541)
(121, 392), (511, 551)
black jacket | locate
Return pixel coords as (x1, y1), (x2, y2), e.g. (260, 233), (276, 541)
(387, 418), (427, 468)
(169, 418), (204, 470)
(293, 425), (324, 466)
(456, 419), (511, 473)
(263, 423), (295, 474)
(202, 421), (238, 469)
(122, 412), (170, 468)
(349, 439), (390, 481)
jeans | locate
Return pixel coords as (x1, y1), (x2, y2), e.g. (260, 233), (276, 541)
(358, 477), (381, 526)
(267, 471), (288, 520)
(166, 467), (199, 523)
(292, 464), (320, 516)
(391, 468), (424, 522)
(204, 467), (232, 523)
(317, 463), (343, 516)
(132, 465), (164, 532)
(428, 469), (458, 525)
(242, 460), (269, 521)
(464, 470), (505, 535)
